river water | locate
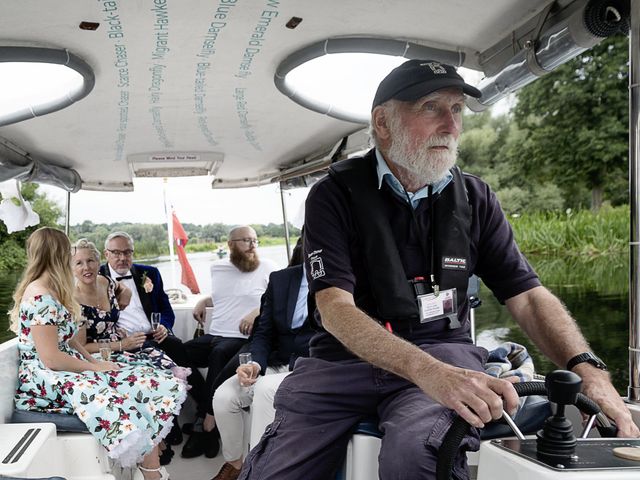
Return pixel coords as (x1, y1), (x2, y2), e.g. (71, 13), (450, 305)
(0, 248), (633, 394)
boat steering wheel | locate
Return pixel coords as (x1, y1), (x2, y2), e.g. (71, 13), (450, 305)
(435, 374), (615, 480)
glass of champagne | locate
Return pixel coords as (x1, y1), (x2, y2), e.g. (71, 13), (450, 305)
(150, 312), (161, 338)
(238, 352), (254, 391)
(98, 339), (111, 361)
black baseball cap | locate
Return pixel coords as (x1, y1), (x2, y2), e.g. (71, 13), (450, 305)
(372, 59), (481, 110)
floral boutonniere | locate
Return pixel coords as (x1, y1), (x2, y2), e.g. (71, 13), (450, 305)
(141, 272), (154, 293)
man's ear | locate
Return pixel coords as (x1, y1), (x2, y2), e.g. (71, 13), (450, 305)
(372, 107), (391, 142)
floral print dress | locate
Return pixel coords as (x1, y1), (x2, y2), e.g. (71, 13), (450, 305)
(81, 277), (190, 380)
(15, 294), (187, 467)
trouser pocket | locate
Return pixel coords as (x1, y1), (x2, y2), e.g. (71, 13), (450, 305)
(238, 415), (284, 479)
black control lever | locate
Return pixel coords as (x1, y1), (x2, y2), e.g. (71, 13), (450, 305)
(536, 370), (581, 460)
(595, 413), (619, 437)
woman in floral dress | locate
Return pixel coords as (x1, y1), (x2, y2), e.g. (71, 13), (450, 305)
(71, 238), (190, 380)
(10, 227), (185, 480)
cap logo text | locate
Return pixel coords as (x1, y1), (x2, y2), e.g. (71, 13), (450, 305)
(422, 62), (447, 74)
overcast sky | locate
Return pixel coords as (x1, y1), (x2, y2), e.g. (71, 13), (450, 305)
(41, 178), (310, 227)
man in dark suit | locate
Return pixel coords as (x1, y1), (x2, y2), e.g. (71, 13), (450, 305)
(211, 244), (313, 480)
(100, 231), (210, 458)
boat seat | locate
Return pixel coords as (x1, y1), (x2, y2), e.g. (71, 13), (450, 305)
(10, 410), (88, 433)
(0, 423), (113, 480)
(1, 339), (87, 434)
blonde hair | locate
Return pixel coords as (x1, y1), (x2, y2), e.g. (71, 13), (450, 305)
(72, 238), (101, 261)
(9, 227), (80, 332)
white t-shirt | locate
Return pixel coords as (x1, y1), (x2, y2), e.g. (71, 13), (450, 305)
(208, 258), (278, 338)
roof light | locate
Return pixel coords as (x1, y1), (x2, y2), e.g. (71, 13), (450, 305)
(274, 37), (477, 124)
(0, 47), (95, 127)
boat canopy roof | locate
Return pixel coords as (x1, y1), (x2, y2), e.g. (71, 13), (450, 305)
(0, 0), (625, 192)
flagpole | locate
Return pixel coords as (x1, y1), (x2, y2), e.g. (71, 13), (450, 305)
(279, 182), (291, 264)
(162, 178), (177, 289)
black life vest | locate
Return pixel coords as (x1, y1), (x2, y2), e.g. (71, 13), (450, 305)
(328, 151), (471, 329)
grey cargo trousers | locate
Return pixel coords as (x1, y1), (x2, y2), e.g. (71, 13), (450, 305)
(239, 342), (487, 480)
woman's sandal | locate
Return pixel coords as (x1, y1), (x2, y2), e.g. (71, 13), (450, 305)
(139, 465), (170, 480)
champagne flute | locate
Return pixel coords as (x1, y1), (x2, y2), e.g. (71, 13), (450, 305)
(238, 352), (254, 391)
(98, 339), (111, 361)
(150, 312), (161, 338)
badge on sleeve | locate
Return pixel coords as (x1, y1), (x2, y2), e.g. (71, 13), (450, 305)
(308, 249), (326, 279)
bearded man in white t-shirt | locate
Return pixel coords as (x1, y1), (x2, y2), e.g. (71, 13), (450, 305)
(182, 225), (278, 459)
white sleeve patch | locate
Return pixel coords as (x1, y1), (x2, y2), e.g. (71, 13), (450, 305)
(309, 253), (325, 279)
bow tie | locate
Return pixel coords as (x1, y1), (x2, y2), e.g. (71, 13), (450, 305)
(115, 275), (133, 281)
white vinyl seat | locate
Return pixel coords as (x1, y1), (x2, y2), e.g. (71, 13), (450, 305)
(0, 340), (115, 480)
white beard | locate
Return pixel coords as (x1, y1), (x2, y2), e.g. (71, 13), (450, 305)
(386, 119), (458, 188)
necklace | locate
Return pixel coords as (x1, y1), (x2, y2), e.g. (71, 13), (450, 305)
(77, 285), (103, 310)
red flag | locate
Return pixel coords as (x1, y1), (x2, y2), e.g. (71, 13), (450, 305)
(172, 212), (200, 294)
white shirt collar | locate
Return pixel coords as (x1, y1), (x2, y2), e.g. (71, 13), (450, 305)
(108, 265), (131, 279)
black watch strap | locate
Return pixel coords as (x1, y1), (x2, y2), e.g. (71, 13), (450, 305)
(566, 352), (607, 371)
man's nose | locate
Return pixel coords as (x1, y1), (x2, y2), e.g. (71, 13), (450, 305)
(438, 111), (460, 137)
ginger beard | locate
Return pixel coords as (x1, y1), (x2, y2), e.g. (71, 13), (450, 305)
(386, 114), (458, 187)
(230, 246), (260, 273)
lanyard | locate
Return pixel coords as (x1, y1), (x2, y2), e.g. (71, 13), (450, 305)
(404, 185), (439, 295)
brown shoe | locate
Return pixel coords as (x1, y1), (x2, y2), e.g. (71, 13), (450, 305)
(211, 462), (241, 480)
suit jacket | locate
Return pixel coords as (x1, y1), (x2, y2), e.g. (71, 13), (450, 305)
(250, 264), (313, 373)
(99, 263), (175, 330)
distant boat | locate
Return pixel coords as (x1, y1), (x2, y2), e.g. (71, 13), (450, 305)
(216, 247), (228, 259)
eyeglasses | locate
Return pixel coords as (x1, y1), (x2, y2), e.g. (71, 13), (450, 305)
(230, 238), (259, 246)
(106, 249), (134, 257)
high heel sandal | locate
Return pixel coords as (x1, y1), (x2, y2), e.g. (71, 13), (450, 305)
(139, 465), (170, 480)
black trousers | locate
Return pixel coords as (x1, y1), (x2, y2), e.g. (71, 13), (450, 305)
(211, 342), (251, 392)
(144, 335), (209, 416)
(183, 334), (247, 415)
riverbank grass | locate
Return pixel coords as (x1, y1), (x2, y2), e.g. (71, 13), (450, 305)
(510, 205), (628, 256)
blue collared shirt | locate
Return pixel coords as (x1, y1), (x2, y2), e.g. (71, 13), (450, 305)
(291, 265), (309, 329)
(375, 149), (452, 209)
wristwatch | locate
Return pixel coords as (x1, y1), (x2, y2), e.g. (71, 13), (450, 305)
(566, 352), (607, 371)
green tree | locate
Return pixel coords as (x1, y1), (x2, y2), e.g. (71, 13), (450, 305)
(202, 223), (227, 242)
(0, 183), (62, 272)
(512, 34), (629, 210)
(459, 111), (565, 213)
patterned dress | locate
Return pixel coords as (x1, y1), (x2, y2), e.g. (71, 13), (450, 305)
(80, 277), (190, 380)
(15, 294), (187, 467)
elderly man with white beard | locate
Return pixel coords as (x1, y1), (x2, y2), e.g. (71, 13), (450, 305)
(239, 60), (638, 480)
(182, 225), (277, 459)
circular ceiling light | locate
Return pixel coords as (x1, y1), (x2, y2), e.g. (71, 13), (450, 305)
(0, 47), (95, 127)
(275, 38), (478, 124)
